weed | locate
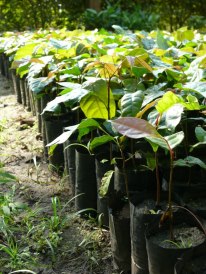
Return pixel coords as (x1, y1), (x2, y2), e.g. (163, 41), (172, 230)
(163, 237), (193, 249)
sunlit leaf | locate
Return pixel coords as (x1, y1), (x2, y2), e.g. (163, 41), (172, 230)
(46, 126), (78, 146)
(146, 131), (184, 151)
(156, 91), (184, 114)
(80, 93), (115, 119)
(165, 104), (184, 130)
(14, 43), (38, 60)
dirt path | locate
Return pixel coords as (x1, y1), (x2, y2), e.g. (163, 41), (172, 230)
(0, 75), (113, 274)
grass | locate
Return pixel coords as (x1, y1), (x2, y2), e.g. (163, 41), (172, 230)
(0, 183), (112, 273)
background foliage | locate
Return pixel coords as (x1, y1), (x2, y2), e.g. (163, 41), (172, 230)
(0, 0), (206, 32)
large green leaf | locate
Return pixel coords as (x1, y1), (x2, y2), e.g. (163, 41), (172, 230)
(77, 119), (100, 141)
(14, 43), (38, 60)
(142, 83), (166, 107)
(165, 104), (184, 131)
(156, 31), (169, 50)
(174, 156), (206, 169)
(46, 125), (78, 146)
(112, 117), (162, 139)
(181, 82), (206, 98)
(121, 90), (144, 117)
(83, 79), (116, 116)
(156, 91), (184, 114)
(146, 131), (184, 151)
(89, 135), (114, 151)
(78, 118), (100, 129)
(29, 77), (55, 94)
(175, 28), (194, 42)
(80, 93), (115, 119)
(42, 88), (90, 113)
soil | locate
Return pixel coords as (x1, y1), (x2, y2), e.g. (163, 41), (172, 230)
(150, 224), (205, 249)
(0, 75), (116, 274)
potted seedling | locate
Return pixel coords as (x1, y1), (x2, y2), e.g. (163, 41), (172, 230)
(112, 116), (206, 274)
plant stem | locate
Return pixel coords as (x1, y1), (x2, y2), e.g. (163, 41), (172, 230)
(118, 142), (130, 199)
(155, 152), (160, 206)
(107, 77), (111, 120)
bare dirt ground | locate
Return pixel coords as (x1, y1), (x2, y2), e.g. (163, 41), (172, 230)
(0, 75), (115, 274)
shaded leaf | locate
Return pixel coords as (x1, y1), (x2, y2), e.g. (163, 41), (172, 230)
(121, 90), (144, 117)
(89, 135), (114, 151)
(174, 156), (206, 169)
(112, 117), (161, 139)
(99, 170), (114, 197)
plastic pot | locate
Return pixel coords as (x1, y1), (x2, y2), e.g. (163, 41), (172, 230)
(11, 69), (22, 104)
(174, 240), (206, 274)
(75, 149), (97, 214)
(63, 138), (76, 196)
(146, 210), (206, 274)
(114, 167), (157, 197)
(19, 78), (27, 107)
(109, 202), (131, 274)
(130, 192), (161, 274)
(44, 113), (72, 172)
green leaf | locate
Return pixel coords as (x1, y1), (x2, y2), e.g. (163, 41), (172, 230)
(142, 83), (166, 107)
(77, 119), (100, 141)
(146, 131), (184, 151)
(156, 31), (169, 50)
(182, 82), (206, 98)
(80, 93), (115, 119)
(165, 69), (185, 82)
(174, 156), (206, 169)
(112, 117), (162, 139)
(29, 77), (55, 94)
(2, 206), (10, 215)
(132, 67), (150, 77)
(78, 118), (100, 129)
(14, 43), (38, 60)
(57, 82), (81, 89)
(89, 135), (114, 151)
(165, 104), (184, 131)
(83, 79), (116, 117)
(182, 94), (201, 110)
(48, 144), (58, 156)
(121, 90), (144, 117)
(190, 126), (206, 151)
(175, 29), (194, 42)
(99, 170), (114, 197)
(195, 126), (206, 142)
(156, 91), (184, 114)
(46, 126), (78, 147)
(0, 170), (16, 183)
(42, 88), (90, 113)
